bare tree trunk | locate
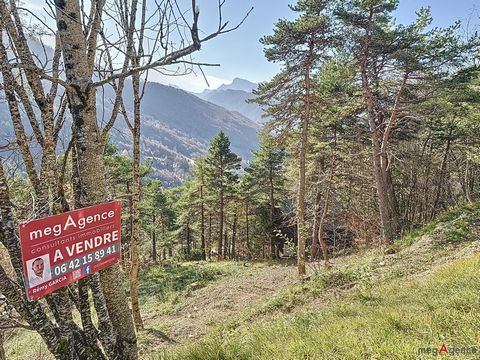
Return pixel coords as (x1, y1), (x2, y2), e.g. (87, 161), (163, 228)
(152, 211), (157, 262)
(54, 1), (138, 358)
(1, 161), (74, 359)
(431, 132), (452, 219)
(232, 212), (237, 260)
(224, 228), (229, 259)
(297, 39), (314, 276)
(363, 85), (397, 243)
(124, 182), (133, 264)
(269, 167), (276, 258)
(318, 172), (333, 267)
(245, 201), (250, 255)
(130, 68), (144, 330)
(371, 133), (396, 243)
(297, 114), (308, 275)
(218, 189), (224, 260)
(200, 183), (206, 260)
(360, 11), (402, 244)
(311, 185), (322, 260)
(208, 213), (212, 260)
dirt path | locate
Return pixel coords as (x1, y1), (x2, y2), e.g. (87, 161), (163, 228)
(139, 263), (299, 356)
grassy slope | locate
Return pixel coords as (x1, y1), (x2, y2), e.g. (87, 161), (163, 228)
(156, 203), (480, 360)
(137, 261), (299, 356)
(5, 203), (480, 359)
(159, 255), (480, 360)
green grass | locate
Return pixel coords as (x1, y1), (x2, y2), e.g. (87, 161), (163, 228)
(157, 254), (480, 360)
(255, 265), (367, 314)
(392, 201), (480, 251)
(4, 328), (52, 360)
(139, 260), (244, 315)
(6, 202), (480, 360)
(4, 261), (245, 359)
(154, 202), (480, 359)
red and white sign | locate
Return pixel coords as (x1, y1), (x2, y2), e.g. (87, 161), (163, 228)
(19, 200), (122, 301)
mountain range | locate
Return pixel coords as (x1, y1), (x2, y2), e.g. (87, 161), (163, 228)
(196, 78), (265, 125)
(0, 39), (265, 186)
(0, 79), (261, 187)
(115, 81), (260, 186)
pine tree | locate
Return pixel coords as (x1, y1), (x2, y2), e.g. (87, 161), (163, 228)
(336, 0), (478, 242)
(255, 0), (340, 275)
(192, 157), (209, 260)
(244, 136), (286, 258)
(141, 180), (169, 262)
(204, 132), (242, 260)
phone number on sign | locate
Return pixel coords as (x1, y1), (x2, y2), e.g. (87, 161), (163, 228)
(52, 244), (119, 277)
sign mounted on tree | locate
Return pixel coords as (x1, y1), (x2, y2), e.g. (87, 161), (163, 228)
(19, 200), (122, 301)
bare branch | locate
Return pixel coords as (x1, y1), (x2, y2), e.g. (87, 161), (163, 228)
(92, 2), (252, 87)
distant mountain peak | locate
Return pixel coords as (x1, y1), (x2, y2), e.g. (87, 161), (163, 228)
(195, 77), (265, 125)
(217, 78), (257, 93)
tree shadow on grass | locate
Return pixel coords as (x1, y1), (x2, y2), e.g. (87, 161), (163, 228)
(142, 327), (177, 344)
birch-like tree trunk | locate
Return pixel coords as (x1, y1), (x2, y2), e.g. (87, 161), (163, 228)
(130, 68), (144, 329)
(200, 182), (206, 260)
(1, 0), (249, 357)
(53, 1), (138, 358)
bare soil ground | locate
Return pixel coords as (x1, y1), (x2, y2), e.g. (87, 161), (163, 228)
(138, 263), (299, 357)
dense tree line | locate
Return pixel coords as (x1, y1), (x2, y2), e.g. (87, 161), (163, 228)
(160, 0), (480, 275)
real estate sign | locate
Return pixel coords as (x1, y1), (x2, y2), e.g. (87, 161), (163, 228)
(19, 200), (122, 301)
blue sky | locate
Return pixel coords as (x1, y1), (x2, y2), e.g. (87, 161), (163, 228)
(160, 0), (479, 92)
(24, 0), (479, 92)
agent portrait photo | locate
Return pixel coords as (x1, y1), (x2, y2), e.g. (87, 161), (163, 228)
(27, 255), (52, 288)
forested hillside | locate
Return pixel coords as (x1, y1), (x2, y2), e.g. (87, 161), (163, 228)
(0, 0), (479, 360)
(110, 81), (260, 186)
(0, 80), (259, 187)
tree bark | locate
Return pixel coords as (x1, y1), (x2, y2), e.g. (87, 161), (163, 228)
(359, 11), (398, 244)
(200, 183), (206, 260)
(0, 162), (60, 357)
(232, 212), (237, 260)
(311, 185), (322, 260)
(431, 131), (452, 219)
(297, 38), (314, 276)
(54, 1), (138, 358)
(152, 211), (157, 262)
(318, 169), (333, 268)
(218, 189), (224, 260)
(269, 166), (276, 258)
(208, 212), (212, 259)
(224, 228), (229, 259)
(245, 201), (250, 255)
(130, 68), (144, 330)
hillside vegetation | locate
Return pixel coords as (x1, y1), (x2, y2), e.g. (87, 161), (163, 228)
(153, 203), (480, 359)
(7, 203), (479, 359)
